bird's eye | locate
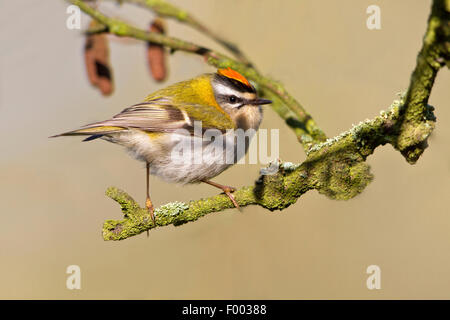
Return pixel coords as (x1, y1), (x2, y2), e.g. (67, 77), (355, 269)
(229, 95), (238, 103)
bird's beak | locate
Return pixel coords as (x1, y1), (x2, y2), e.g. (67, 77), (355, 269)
(249, 98), (272, 106)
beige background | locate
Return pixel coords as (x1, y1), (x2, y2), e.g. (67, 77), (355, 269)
(1, 0), (449, 299)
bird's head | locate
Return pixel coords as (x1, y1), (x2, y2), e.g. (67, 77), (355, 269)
(211, 68), (272, 112)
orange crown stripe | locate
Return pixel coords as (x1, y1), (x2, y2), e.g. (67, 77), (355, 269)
(218, 67), (251, 88)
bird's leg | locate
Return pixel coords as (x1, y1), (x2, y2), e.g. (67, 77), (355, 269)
(146, 163), (156, 224)
(202, 180), (239, 209)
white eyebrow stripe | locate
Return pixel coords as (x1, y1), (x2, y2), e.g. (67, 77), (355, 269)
(214, 83), (242, 97)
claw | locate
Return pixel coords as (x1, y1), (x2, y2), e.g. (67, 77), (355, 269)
(202, 180), (240, 209)
(224, 188), (239, 209)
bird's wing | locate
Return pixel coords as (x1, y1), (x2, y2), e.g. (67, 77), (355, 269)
(53, 99), (235, 138)
(105, 100), (235, 133)
(99, 102), (191, 132)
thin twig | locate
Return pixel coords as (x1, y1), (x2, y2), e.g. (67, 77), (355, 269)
(120, 0), (255, 66)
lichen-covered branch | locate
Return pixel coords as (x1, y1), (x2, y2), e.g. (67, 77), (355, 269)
(103, 95), (422, 240)
(396, 0), (449, 163)
(67, 0), (448, 240)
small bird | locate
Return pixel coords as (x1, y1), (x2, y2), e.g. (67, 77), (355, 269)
(51, 68), (271, 223)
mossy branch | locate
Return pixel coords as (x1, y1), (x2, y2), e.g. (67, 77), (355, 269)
(104, 94), (435, 240)
(396, 0), (449, 163)
(67, 0), (448, 240)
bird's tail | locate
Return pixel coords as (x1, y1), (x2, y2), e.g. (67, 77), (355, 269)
(49, 125), (125, 141)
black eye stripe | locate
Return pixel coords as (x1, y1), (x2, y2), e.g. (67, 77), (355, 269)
(218, 94), (242, 104)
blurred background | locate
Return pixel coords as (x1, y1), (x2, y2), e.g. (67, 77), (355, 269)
(0, 0), (449, 299)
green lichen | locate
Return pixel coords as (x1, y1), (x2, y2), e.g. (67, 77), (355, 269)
(154, 201), (189, 217)
(105, 187), (140, 216)
(280, 162), (300, 172)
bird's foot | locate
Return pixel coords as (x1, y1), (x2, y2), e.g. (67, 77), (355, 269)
(222, 186), (239, 209)
(146, 198), (156, 224)
(202, 180), (240, 209)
